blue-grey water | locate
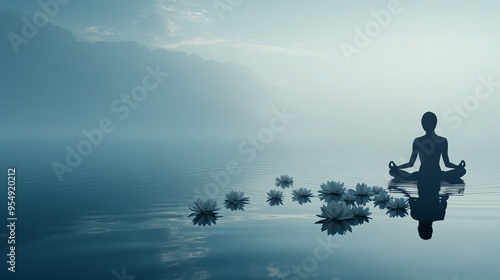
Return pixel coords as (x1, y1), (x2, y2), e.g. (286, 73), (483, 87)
(1, 138), (499, 280)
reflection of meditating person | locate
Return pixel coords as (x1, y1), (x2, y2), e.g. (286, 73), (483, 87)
(410, 180), (448, 240)
(389, 112), (466, 182)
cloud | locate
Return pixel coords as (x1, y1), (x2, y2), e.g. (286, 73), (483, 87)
(243, 43), (328, 57)
(179, 9), (212, 22)
(165, 19), (182, 33)
(149, 0), (214, 39)
(156, 36), (328, 58)
(76, 25), (117, 42)
(155, 0), (213, 23)
(155, 37), (230, 48)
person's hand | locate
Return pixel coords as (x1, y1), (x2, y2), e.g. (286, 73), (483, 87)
(459, 160), (466, 168)
(389, 161), (397, 169)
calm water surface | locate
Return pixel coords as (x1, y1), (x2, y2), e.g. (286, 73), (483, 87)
(0, 138), (499, 280)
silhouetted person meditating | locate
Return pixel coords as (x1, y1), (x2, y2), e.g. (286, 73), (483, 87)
(389, 112), (466, 182)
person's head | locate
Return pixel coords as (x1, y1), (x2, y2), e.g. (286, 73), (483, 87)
(418, 221), (433, 240)
(421, 112), (437, 133)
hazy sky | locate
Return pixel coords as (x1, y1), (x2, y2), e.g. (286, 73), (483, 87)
(3, 1), (499, 85)
(2, 0), (499, 150)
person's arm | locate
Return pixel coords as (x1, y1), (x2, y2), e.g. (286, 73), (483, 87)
(397, 140), (418, 169)
(442, 139), (459, 168)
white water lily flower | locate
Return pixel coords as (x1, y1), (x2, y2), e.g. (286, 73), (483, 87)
(317, 219), (354, 236)
(292, 187), (314, 205)
(386, 208), (408, 218)
(292, 187), (314, 198)
(188, 199), (222, 226)
(316, 201), (354, 221)
(319, 181), (346, 196)
(292, 188), (313, 198)
(318, 181), (345, 203)
(224, 191), (250, 211)
(354, 183), (374, 196)
(268, 199), (284, 206)
(386, 197), (409, 210)
(267, 189), (284, 199)
(341, 192), (356, 205)
(371, 186), (385, 195)
(351, 216), (370, 226)
(224, 191), (250, 204)
(319, 194), (342, 203)
(374, 192), (391, 204)
(190, 212), (220, 226)
(355, 195), (372, 206)
(275, 175), (294, 188)
(373, 192), (391, 209)
(294, 196), (312, 205)
(267, 189), (284, 206)
(350, 205), (372, 217)
(188, 199), (220, 215)
(225, 202), (247, 211)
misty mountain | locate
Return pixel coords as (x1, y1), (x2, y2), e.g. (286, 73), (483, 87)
(0, 13), (282, 139)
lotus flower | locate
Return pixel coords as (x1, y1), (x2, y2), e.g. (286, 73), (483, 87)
(188, 199), (222, 226)
(386, 208), (408, 218)
(350, 216), (370, 226)
(292, 187), (314, 205)
(341, 192), (356, 205)
(371, 186), (385, 195)
(350, 206), (372, 225)
(316, 201), (354, 221)
(275, 175), (294, 188)
(385, 197), (409, 218)
(355, 195), (372, 206)
(267, 189), (284, 206)
(350, 205), (372, 217)
(319, 181), (346, 195)
(354, 183), (374, 196)
(373, 192), (391, 209)
(190, 213), (220, 226)
(317, 219), (355, 235)
(224, 190), (250, 204)
(386, 197), (409, 210)
(315, 201), (375, 235)
(224, 191), (250, 211)
(318, 181), (345, 203)
(189, 199), (220, 215)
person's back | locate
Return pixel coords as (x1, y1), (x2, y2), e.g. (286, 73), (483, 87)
(414, 133), (446, 174)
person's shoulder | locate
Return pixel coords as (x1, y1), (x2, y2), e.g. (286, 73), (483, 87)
(412, 137), (423, 147)
(414, 135), (426, 141)
(436, 135), (447, 143)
